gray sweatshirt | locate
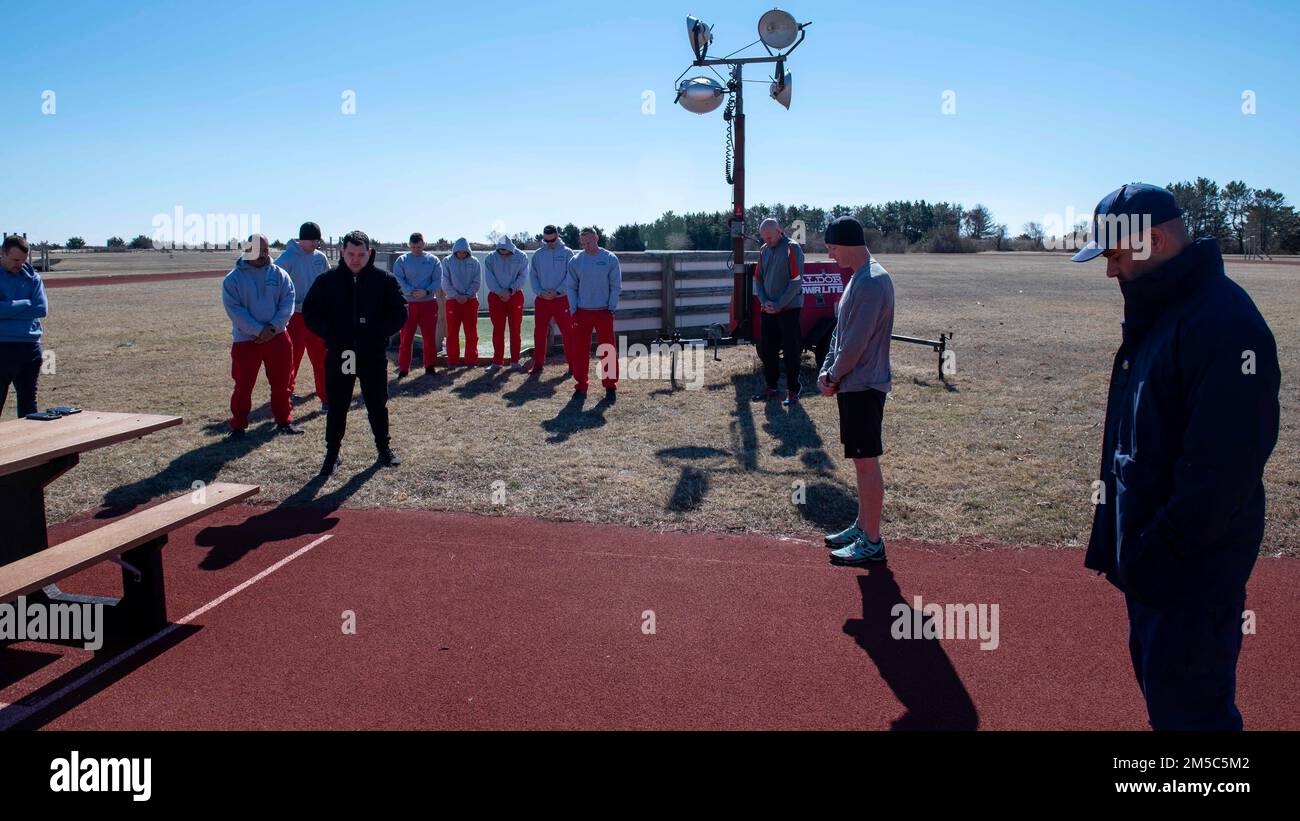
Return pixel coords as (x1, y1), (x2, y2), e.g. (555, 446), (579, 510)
(819, 257), (894, 393)
(755, 237), (804, 311)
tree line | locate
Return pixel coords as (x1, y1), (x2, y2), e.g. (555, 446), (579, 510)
(604, 202), (1007, 253)
(605, 180), (1299, 255)
(26, 180), (1300, 255)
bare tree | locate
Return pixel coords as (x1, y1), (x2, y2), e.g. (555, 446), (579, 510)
(1022, 222), (1046, 249)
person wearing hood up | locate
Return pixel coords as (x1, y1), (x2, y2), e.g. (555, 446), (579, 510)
(221, 235), (300, 437)
(442, 238), (482, 367)
(566, 227), (621, 401)
(302, 230), (408, 475)
(393, 232), (443, 377)
(483, 235), (528, 371)
(274, 222), (331, 409)
(527, 224), (576, 376)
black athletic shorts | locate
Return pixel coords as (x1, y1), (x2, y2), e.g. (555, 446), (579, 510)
(836, 388), (886, 459)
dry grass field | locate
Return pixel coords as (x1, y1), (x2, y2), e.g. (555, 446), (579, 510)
(23, 251), (1299, 556)
(35, 249), (235, 279)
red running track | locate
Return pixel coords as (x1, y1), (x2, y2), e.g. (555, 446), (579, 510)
(42, 270), (228, 288)
(1, 504), (1297, 730)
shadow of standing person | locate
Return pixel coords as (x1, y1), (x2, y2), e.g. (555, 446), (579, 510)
(841, 567), (979, 730)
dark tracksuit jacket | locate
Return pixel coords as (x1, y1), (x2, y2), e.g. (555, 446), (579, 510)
(302, 251), (408, 450)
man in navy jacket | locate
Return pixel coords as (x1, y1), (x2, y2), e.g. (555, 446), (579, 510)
(1074, 183), (1280, 731)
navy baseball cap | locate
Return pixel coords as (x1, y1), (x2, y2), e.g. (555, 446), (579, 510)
(1071, 183), (1183, 262)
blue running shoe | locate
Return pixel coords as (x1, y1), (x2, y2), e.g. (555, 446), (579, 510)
(824, 523), (864, 548)
(829, 535), (886, 566)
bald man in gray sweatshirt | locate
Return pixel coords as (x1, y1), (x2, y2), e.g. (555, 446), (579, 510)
(817, 217), (895, 567)
(752, 218), (806, 405)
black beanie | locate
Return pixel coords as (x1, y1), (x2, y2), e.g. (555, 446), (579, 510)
(299, 221), (323, 241)
(824, 216), (865, 247)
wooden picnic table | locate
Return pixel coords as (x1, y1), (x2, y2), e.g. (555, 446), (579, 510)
(0, 410), (260, 647)
(0, 411), (182, 566)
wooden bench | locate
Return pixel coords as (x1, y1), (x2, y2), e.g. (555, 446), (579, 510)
(0, 483), (259, 647)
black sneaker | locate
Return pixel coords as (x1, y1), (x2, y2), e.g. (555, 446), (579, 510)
(320, 452), (341, 476)
(605, 387), (617, 403)
(752, 388), (778, 402)
(424, 366), (437, 377)
(320, 402), (330, 412)
(275, 423), (304, 435)
(227, 428), (246, 439)
(378, 448), (401, 467)
(783, 388), (802, 406)
(397, 370), (409, 379)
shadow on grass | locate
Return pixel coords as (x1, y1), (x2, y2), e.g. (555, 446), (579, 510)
(99, 422), (291, 518)
(502, 371), (570, 408)
(841, 567), (979, 730)
(669, 466), (715, 512)
(793, 481), (860, 531)
(541, 391), (610, 444)
(730, 374), (760, 471)
(191, 463), (383, 570)
(450, 366), (508, 399)
(911, 375), (960, 393)
(762, 399), (827, 459)
(388, 369), (448, 400)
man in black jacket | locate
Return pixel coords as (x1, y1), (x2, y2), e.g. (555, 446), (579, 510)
(1074, 183), (1280, 730)
(303, 230), (408, 475)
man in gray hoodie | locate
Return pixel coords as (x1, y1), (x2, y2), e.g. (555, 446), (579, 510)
(222, 235), (301, 437)
(483, 235), (528, 371)
(528, 225), (577, 375)
(567, 227), (621, 401)
(752, 218), (806, 405)
(816, 217), (894, 566)
(442, 238), (482, 366)
(274, 222), (331, 409)
(392, 232), (443, 377)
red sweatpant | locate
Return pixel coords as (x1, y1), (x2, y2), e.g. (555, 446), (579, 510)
(571, 308), (618, 390)
(287, 312), (327, 402)
(399, 299), (440, 371)
(230, 331), (292, 430)
(488, 291), (525, 365)
(532, 294), (575, 372)
(445, 297), (480, 365)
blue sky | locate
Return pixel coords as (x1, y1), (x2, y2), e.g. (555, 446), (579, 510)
(3, 0), (1297, 245)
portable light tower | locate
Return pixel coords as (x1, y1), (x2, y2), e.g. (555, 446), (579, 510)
(674, 9), (810, 339)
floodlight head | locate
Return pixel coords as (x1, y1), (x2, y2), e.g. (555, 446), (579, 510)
(770, 68), (792, 109)
(757, 9), (799, 51)
(677, 76), (727, 114)
(687, 15), (714, 60)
